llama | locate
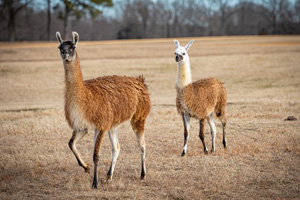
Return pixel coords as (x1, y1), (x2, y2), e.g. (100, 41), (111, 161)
(56, 31), (151, 189)
(174, 39), (227, 156)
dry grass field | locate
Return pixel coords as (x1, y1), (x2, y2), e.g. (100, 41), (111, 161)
(0, 36), (300, 199)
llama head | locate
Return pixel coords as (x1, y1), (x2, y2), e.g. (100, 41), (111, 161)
(56, 32), (79, 63)
(174, 40), (194, 63)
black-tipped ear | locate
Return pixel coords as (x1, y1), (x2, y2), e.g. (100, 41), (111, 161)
(185, 40), (194, 51)
(174, 40), (180, 48)
(72, 32), (79, 48)
(56, 32), (63, 44)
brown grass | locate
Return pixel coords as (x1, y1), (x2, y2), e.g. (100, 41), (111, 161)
(1, 36), (300, 199)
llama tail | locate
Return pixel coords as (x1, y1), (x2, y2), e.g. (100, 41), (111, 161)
(137, 75), (149, 90)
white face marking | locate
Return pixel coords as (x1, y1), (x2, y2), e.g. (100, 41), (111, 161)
(174, 47), (188, 63)
(174, 44), (192, 89)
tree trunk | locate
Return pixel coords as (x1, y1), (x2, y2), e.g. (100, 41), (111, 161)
(47, 0), (51, 40)
(272, 12), (277, 34)
(8, 3), (15, 42)
(63, 0), (69, 39)
(240, 5), (245, 35)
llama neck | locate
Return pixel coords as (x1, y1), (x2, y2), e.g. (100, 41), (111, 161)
(64, 52), (86, 97)
(176, 58), (192, 89)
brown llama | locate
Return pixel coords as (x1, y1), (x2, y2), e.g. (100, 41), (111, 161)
(56, 31), (151, 189)
(173, 40), (227, 156)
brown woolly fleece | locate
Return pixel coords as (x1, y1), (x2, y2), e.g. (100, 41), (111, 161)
(64, 52), (151, 133)
(176, 77), (227, 120)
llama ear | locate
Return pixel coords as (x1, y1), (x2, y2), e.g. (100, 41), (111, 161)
(72, 32), (79, 48)
(185, 40), (194, 51)
(174, 40), (180, 48)
(56, 32), (63, 44)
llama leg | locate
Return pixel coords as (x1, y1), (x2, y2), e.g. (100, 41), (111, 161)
(199, 119), (208, 154)
(135, 131), (146, 180)
(92, 129), (105, 189)
(221, 118), (227, 148)
(207, 113), (216, 153)
(217, 113), (227, 149)
(68, 129), (90, 173)
(131, 119), (146, 180)
(106, 129), (120, 183)
(181, 113), (190, 157)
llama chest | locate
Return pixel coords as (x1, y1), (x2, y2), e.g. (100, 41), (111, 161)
(65, 100), (93, 130)
(176, 87), (214, 119)
(176, 88), (190, 114)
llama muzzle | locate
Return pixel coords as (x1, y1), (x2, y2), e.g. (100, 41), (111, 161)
(175, 54), (183, 62)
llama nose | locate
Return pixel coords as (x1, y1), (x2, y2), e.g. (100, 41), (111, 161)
(175, 55), (182, 62)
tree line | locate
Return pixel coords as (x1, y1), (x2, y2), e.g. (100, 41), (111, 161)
(1, 0), (300, 42)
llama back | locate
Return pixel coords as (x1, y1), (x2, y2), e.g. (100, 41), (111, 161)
(177, 77), (225, 119)
(214, 80), (227, 118)
(130, 75), (151, 127)
(82, 75), (150, 130)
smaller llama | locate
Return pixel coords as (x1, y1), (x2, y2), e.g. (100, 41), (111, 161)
(56, 31), (151, 189)
(174, 40), (227, 156)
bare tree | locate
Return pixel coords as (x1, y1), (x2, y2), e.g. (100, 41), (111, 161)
(260, 0), (280, 34)
(1, 0), (299, 41)
(0, 0), (33, 41)
(116, 0), (141, 39)
(260, 0), (295, 34)
(211, 0), (234, 35)
(53, 0), (113, 39)
(296, 0), (300, 22)
(47, 0), (51, 40)
(233, 0), (264, 35)
(237, 0), (247, 35)
(136, 0), (152, 38)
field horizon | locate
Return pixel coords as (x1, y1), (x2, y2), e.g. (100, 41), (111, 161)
(0, 35), (300, 199)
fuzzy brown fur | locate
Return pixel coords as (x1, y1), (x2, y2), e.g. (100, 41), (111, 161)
(176, 77), (227, 120)
(176, 77), (227, 155)
(60, 43), (151, 188)
(64, 52), (151, 132)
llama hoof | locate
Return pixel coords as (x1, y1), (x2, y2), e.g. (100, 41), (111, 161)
(140, 169), (146, 180)
(211, 149), (215, 153)
(105, 175), (112, 184)
(84, 166), (90, 173)
(223, 139), (227, 148)
(92, 181), (97, 189)
(140, 175), (146, 180)
(181, 151), (186, 157)
(204, 148), (208, 154)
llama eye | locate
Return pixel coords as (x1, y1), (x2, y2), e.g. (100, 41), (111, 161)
(182, 53), (185, 55)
